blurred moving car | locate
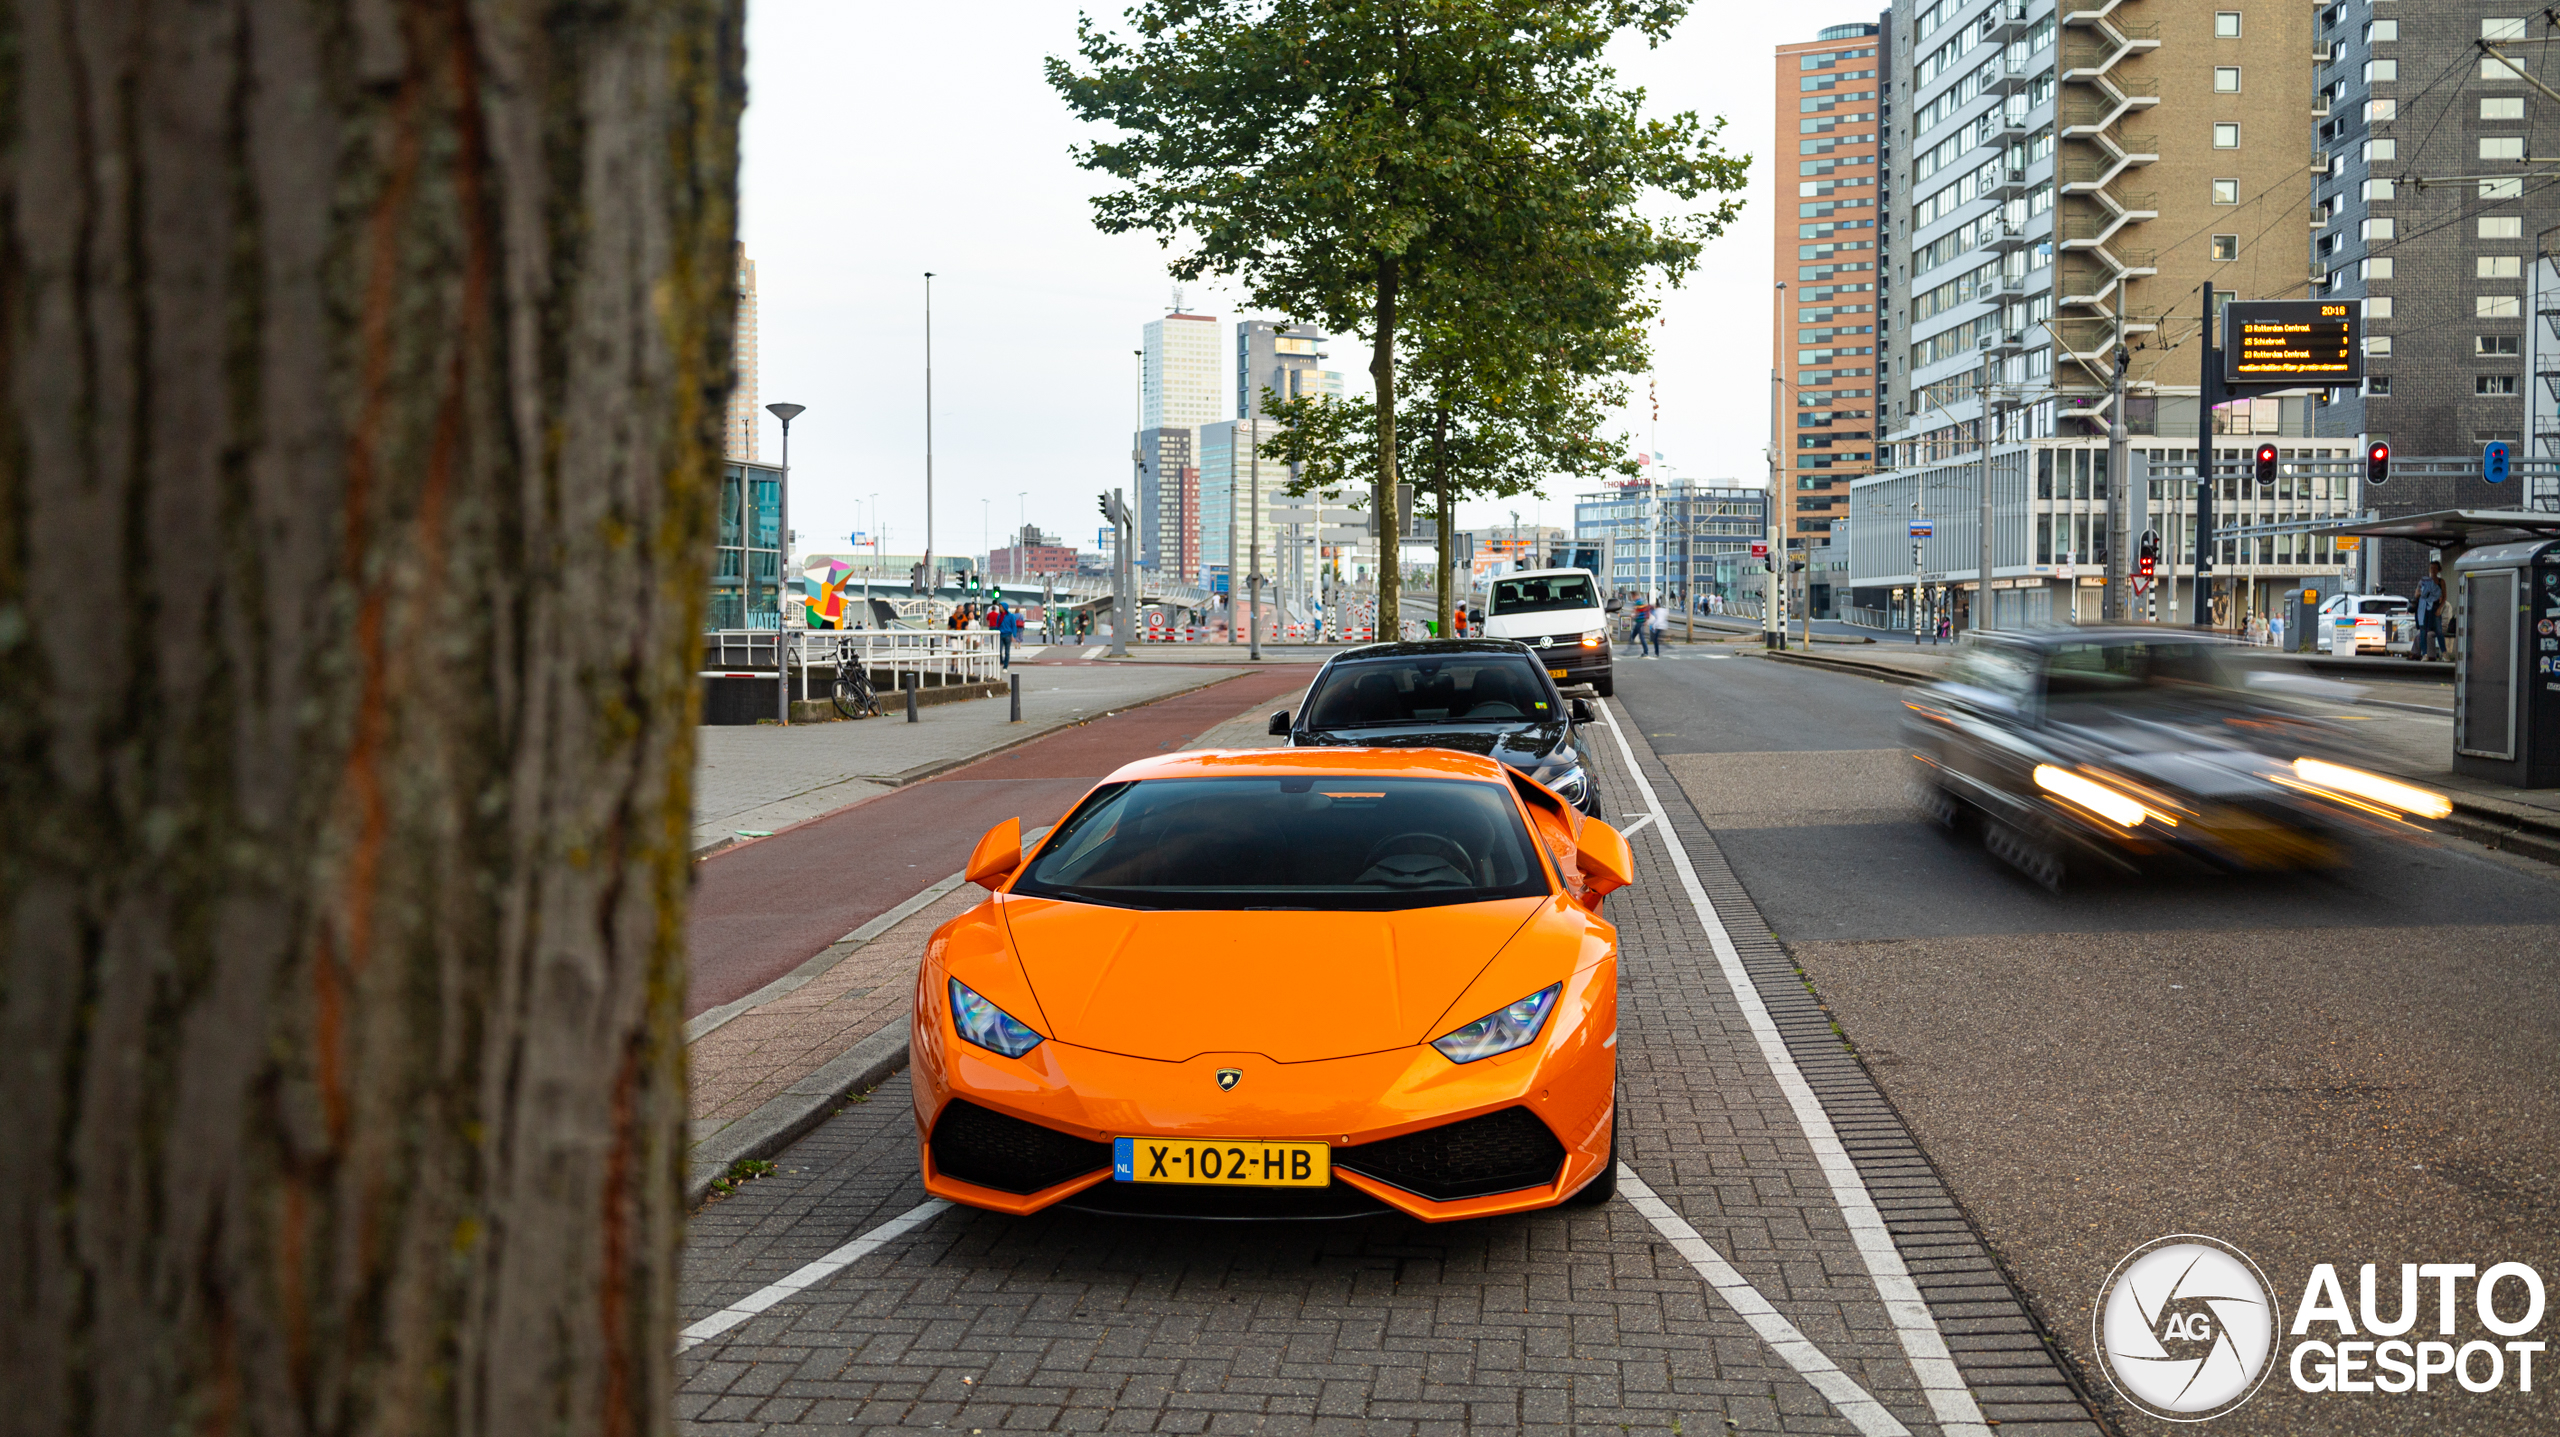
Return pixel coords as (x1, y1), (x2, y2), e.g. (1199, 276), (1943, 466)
(1903, 628), (2452, 890)
(1273, 640), (1601, 815)
(1479, 568), (1613, 696)
(2315, 592), (2414, 655)
(911, 748), (1632, 1221)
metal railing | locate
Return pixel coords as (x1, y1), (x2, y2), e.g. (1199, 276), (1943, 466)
(1843, 605), (1894, 629)
(703, 629), (1005, 697)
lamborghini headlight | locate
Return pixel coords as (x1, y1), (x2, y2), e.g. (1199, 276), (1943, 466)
(1431, 984), (1561, 1064)
(949, 978), (1044, 1057)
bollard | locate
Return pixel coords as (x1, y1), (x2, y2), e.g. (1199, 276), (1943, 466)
(1009, 671), (1022, 723)
(904, 672), (918, 723)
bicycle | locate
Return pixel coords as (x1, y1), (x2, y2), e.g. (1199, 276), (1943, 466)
(833, 659), (882, 719)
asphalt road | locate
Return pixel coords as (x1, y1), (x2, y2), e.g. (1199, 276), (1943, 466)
(1613, 648), (2560, 1437)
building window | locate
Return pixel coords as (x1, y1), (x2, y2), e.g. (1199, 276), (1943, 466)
(2482, 136), (2527, 161)
(2484, 17), (2529, 40)
(2366, 59), (2398, 82)
(2483, 55), (2526, 80)
(2481, 177), (2525, 199)
(2211, 234), (2239, 260)
(2478, 375), (2520, 395)
(2216, 11), (2243, 35)
(2480, 256), (2522, 278)
(2214, 178), (2241, 204)
(2368, 296), (2394, 319)
(2365, 178), (2396, 201)
(2479, 296), (2522, 317)
(2480, 335), (2522, 355)
(2216, 66), (2243, 91)
(2368, 99), (2397, 122)
(2483, 96), (2526, 119)
(2369, 376), (2392, 396)
(2362, 216), (2395, 239)
(2367, 137), (2398, 162)
(2214, 122), (2241, 148)
(2364, 255), (2395, 278)
(2368, 19), (2399, 41)
(2367, 336), (2394, 356)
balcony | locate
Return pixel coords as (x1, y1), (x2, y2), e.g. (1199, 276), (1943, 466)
(2311, 149), (2331, 175)
(1985, 0), (2033, 41)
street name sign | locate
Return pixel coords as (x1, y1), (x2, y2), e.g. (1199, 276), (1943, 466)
(2223, 300), (2362, 384)
(1909, 519), (1934, 537)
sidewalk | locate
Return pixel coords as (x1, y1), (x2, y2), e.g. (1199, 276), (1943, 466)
(681, 682), (1302, 1202)
(690, 662), (1244, 855)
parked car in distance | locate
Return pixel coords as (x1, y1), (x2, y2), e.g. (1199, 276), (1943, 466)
(2315, 592), (2413, 654)
(1478, 568), (1613, 696)
(1273, 640), (1600, 815)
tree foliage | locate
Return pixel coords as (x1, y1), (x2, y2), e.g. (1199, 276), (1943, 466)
(1048, 0), (1747, 633)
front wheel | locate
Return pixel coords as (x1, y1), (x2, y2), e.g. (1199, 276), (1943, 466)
(1564, 1083), (1619, 1207)
(1590, 674), (1615, 699)
(833, 666), (879, 719)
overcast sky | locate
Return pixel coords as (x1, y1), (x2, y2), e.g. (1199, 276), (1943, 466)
(738, 1), (1876, 561)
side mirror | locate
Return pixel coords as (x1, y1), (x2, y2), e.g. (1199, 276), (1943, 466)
(1267, 710), (1292, 736)
(1576, 818), (1632, 901)
(1569, 698), (1595, 724)
(965, 817), (1023, 890)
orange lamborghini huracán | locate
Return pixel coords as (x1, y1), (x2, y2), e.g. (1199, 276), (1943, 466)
(909, 747), (1632, 1221)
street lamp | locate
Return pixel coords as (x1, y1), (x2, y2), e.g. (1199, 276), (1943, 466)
(766, 401), (806, 724)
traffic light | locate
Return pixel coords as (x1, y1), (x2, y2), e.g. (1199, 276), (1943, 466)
(2253, 443), (2279, 485)
(2138, 528), (2159, 579)
(2366, 440), (2390, 486)
(2484, 440), (2513, 485)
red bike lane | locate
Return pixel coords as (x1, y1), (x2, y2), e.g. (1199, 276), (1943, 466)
(685, 664), (1317, 1015)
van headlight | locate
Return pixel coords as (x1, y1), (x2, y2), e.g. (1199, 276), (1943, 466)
(1580, 629), (1606, 649)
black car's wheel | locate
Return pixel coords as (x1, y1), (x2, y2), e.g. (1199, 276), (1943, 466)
(1910, 780), (1963, 832)
(1565, 1082), (1619, 1207)
(1984, 817), (2066, 893)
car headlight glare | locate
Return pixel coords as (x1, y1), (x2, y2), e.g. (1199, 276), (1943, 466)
(2033, 764), (2149, 827)
(2291, 758), (2454, 820)
(949, 978), (1043, 1057)
(1432, 983), (1561, 1063)
(1579, 629), (1606, 649)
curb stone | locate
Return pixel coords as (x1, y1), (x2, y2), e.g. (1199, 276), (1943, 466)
(685, 1017), (909, 1209)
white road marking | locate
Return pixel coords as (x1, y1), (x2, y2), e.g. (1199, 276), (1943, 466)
(1597, 699), (1993, 1437)
(1614, 812), (1659, 840)
(677, 1199), (953, 1353)
(1619, 1168), (1912, 1437)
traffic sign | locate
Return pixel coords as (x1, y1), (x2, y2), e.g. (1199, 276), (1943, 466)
(1909, 519), (1935, 537)
(1749, 540), (1770, 557)
(2484, 440), (2513, 484)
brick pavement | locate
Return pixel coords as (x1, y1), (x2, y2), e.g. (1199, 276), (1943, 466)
(669, 701), (2102, 1437)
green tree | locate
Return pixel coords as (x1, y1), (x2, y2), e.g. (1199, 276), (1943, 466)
(1048, 0), (1743, 636)
(1, 3), (742, 1430)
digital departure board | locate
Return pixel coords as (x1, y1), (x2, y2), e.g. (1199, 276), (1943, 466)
(2224, 300), (2362, 384)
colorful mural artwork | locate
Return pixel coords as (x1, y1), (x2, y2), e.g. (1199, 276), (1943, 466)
(802, 558), (857, 629)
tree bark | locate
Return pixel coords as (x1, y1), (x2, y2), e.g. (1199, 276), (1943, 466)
(0, 3), (743, 1433)
(1371, 253), (1398, 638)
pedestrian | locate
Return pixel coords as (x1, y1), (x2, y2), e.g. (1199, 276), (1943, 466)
(2413, 561), (2446, 661)
(1645, 599), (1667, 658)
(994, 600), (1019, 668)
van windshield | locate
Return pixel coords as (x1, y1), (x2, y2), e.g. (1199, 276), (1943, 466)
(1492, 574), (1597, 615)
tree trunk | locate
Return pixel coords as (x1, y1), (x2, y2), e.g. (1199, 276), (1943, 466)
(0, 3), (743, 1434)
(1371, 254), (1398, 639)
(1433, 403), (1452, 637)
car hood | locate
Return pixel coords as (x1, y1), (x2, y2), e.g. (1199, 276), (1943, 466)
(1298, 722), (1571, 769)
(998, 896), (1548, 1062)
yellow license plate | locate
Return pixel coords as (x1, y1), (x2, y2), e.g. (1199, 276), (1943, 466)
(1548, 667), (1569, 678)
(1112, 1137), (1330, 1187)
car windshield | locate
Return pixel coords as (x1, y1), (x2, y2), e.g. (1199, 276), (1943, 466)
(1491, 574), (1597, 615)
(1010, 776), (1552, 911)
(2039, 639), (2241, 704)
(1303, 655), (1557, 729)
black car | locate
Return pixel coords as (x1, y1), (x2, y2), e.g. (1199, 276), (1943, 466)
(1269, 640), (1601, 815)
(1903, 628), (2451, 890)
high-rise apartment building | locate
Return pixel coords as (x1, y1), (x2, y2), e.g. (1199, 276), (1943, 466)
(1849, 0), (2356, 630)
(1236, 321), (1339, 419)
(1776, 23), (1889, 546)
(1136, 307), (1223, 579)
(727, 243), (760, 460)
(2310, 5), (2560, 593)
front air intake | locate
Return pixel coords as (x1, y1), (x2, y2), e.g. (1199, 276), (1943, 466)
(1335, 1106), (1566, 1201)
(929, 1100), (1112, 1195)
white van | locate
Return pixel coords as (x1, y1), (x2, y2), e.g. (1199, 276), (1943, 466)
(1481, 568), (1615, 696)
(2316, 593), (2414, 654)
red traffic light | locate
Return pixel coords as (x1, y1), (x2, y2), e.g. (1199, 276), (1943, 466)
(2253, 443), (2279, 484)
(2366, 440), (2391, 486)
(2138, 555), (2156, 578)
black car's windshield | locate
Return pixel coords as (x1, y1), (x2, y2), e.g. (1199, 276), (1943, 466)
(1491, 574), (1597, 615)
(2040, 639), (2241, 705)
(1011, 776), (1551, 911)
(1303, 655), (1558, 729)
